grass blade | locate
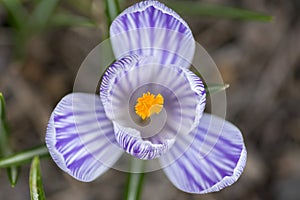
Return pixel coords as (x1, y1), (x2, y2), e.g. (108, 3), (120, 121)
(0, 93), (6, 121)
(1, 0), (28, 31)
(29, 0), (60, 31)
(0, 145), (49, 168)
(104, 0), (121, 30)
(164, 1), (273, 22)
(7, 167), (20, 187)
(29, 157), (46, 200)
(0, 93), (20, 187)
(189, 69), (230, 95)
(0, 93), (9, 156)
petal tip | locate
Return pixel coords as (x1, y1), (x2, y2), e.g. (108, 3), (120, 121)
(160, 114), (247, 194)
(109, 0), (195, 68)
(200, 143), (247, 194)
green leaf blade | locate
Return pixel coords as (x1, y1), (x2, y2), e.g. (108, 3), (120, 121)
(0, 145), (49, 168)
(29, 157), (46, 200)
(164, 1), (273, 22)
(1, 0), (28, 31)
(0, 93), (9, 156)
(205, 83), (230, 95)
(0, 93), (21, 187)
(104, 0), (121, 32)
(0, 93), (6, 121)
(7, 166), (20, 187)
(29, 0), (60, 31)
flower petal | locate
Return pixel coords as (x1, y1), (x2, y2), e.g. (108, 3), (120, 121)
(159, 113), (247, 193)
(46, 93), (123, 182)
(113, 122), (175, 160)
(100, 55), (205, 160)
(110, 0), (195, 68)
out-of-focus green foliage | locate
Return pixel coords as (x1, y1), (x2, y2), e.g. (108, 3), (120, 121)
(50, 13), (96, 28)
(0, 93), (20, 187)
(28, 0), (60, 31)
(1, 0), (96, 59)
(29, 157), (46, 200)
(164, 0), (273, 22)
(1, 0), (27, 31)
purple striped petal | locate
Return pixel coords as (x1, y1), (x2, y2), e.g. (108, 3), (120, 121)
(110, 0), (195, 68)
(113, 122), (175, 160)
(100, 55), (205, 160)
(159, 113), (247, 193)
(46, 93), (123, 182)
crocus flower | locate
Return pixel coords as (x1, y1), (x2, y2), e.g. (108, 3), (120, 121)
(46, 0), (247, 194)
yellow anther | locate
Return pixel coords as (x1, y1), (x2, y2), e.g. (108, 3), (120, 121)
(135, 92), (164, 120)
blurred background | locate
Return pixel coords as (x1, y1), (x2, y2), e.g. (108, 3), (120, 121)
(0, 0), (299, 199)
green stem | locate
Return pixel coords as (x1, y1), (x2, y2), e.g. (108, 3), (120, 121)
(0, 145), (49, 168)
(125, 158), (145, 200)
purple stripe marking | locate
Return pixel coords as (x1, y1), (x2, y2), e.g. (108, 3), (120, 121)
(193, 126), (242, 165)
(177, 134), (235, 179)
(67, 140), (112, 170)
(169, 150), (204, 190)
(172, 140), (218, 187)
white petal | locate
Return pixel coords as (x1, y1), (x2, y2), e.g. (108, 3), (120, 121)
(160, 114), (247, 193)
(110, 0), (195, 68)
(100, 56), (205, 159)
(46, 93), (123, 182)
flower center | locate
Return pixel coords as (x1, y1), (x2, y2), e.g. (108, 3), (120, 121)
(135, 92), (164, 120)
